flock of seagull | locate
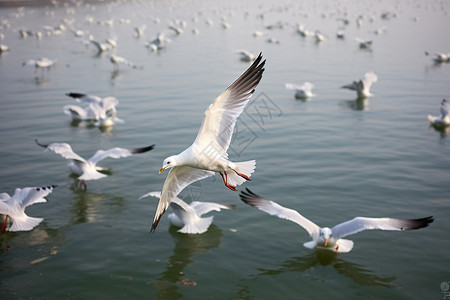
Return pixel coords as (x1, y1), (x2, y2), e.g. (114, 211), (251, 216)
(0, 50), (435, 254)
(1, 0), (447, 257)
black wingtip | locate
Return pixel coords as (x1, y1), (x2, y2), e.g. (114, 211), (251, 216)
(35, 139), (48, 148)
(411, 216), (434, 229)
(66, 92), (86, 99)
(150, 209), (165, 234)
(133, 144), (155, 154)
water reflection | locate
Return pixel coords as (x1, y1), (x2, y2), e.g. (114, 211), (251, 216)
(255, 250), (395, 287)
(428, 124), (450, 139)
(341, 97), (369, 111)
(155, 225), (224, 299)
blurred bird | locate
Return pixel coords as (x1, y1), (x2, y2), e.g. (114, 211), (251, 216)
(36, 140), (154, 190)
(140, 191), (235, 234)
(109, 54), (140, 71)
(428, 99), (450, 128)
(285, 82), (315, 99)
(342, 72), (378, 98)
(235, 50), (256, 62)
(0, 185), (56, 232)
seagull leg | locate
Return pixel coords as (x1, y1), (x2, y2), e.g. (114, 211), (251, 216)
(2, 215), (8, 232)
(220, 172), (237, 191)
(77, 179), (87, 191)
(230, 168), (252, 181)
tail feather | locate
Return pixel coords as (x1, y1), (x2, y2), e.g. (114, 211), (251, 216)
(228, 160), (256, 187)
(9, 216), (43, 231)
(178, 216), (214, 234)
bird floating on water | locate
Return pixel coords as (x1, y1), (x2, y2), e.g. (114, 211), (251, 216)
(36, 140), (154, 190)
(0, 185), (56, 232)
(285, 82), (315, 99)
(151, 53), (266, 232)
(428, 99), (450, 128)
(341, 71), (378, 99)
(140, 191), (235, 234)
(240, 188), (433, 253)
(234, 50), (256, 62)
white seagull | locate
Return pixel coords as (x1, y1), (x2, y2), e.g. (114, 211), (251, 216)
(285, 82), (315, 99)
(240, 189), (433, 253)
(109, 54), (139, 71)
(0, 185), (56, 232)
(152, 53), (266, 232)
(341, 71), (378, 99)
(64, 92), (122, 126)
(425, 52), (450, 63)
(140, 191), (235, 234)
(355, 37), (372, 49)
(35, 140), (154, 189)
(428, 99), (450, 128)
(22, 57), (56, 70)
(235, 50), (256, 62)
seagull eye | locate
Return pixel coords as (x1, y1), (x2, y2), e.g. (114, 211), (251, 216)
(167, 161), (171, 165)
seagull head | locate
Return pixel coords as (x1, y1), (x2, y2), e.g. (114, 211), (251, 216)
(320, 227), (333, 246)
(159, 155), (177, 173)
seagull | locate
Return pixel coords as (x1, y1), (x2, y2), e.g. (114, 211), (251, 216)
(146, 32), (170, 51)
(341, 72), (378, 99)
(168, 25), (184, 35)
(355, 37), (372, 49)
(0, 44), (9, 53)
(152, 53), (266, 232)
(22, 57), (56, 70)
(425, 51), (450, 63)
(428, 99), (450, 128)
(0, 185), (56, 232)
(140, 191), (235, 234)
(285, 82), (315, 99)
(90, 39), (116, 53)
(240, 189), (433, 253)
(35, 140), (154, 190)
(109, 54), (139, 71)
(64, 92), (122, 125)
(134, 24), (147, 38)
(234, 50), (256, 62)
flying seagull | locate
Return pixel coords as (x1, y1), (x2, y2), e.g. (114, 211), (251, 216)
(36, 140), (154, 190)
(140, 191), (235, 234)
(285, 82), (315, 99)
(0, 185), (56, 232)
(152, 53), (266, 232)
(240, 188), (433, 253)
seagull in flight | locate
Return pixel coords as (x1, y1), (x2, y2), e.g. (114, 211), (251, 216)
(234, 50), (256, 62)
(151, 53), (266, 232)
(140, 191), (235, 234)
(0, 185), (56, 232)
(240, 188), (433, 253)
(285, 82), (315, 99)
(109, 54), (140, 71)
(428, 99), (450, 128)
(36, 140), (154, 190)
(341, 71), (378, 99)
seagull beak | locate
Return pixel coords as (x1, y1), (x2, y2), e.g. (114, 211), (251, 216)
(324, 239), (328, 246)
(159, 167), (167, 174)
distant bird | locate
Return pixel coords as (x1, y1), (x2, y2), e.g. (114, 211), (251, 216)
(109, 54), (139, 71)
(140, 191), (235, 234)
(336, 30), (345, 39)
(341, 72), (378, 98)
(285, 82), (315, 99)
(0, 44), (9, 53)
(0, 185), (56, 232)
(425, 51), (450, 63)
(296, 24), (311, 37)
(22, 57), (56, 70)
(428, 99), (450, 128)
(240, 188), (433, 253)
(314, 31), (325, 42)
(168, 25), (183, 35)
(64, 92), (122, 126)
(151, 53), (265, 232)
(355, 37), (372, 49)
(266, 37), (280, 44)
(146, 32), (170, 51)
(234, 50), (256, 62)
(253, 31), (264, 37)
(134, 24), (147, 38)
(90, 39), (116, 53)
(35, 140), (154, 190)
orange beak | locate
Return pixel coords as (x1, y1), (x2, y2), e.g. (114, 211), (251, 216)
(159, 167), (166, 174)
(324, 239), (328, 246)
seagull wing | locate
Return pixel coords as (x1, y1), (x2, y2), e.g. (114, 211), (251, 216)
(285, 83), (303, 90)
(36, 139), (87, 163)
(362, 72), (378, 91)
(240, 188), (321, 238)
(66, 92), (102, 104)
(193, 53), (265, 153)
(331, 216), (433, 239)
(151, 166), (214, 232)
(63, 105), (89, 119)
(139, 191), (196, 216)
(87, 144), (154, 164)
(12, 185), (56, 208)
(190, 201), (235, 216)
(0, 193), (11, 201)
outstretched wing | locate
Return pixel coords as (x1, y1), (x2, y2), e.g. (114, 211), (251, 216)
(88, 144), (154, 164)
(12, 185), (56, 209)
(193, 53), (265, 153)
(239, 188), (321, 238)
(36, 139), (86, 163)
(331, 216), (433, 239)
(151, 166), (214, 232)
(440, 99), (449, 118)
(190, 201), (235, 216)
